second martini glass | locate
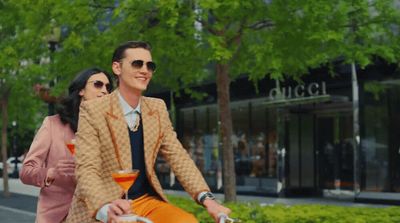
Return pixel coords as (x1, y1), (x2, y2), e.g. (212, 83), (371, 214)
(65, 138), (76, 156)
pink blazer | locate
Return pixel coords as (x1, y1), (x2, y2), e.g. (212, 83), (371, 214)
(20, 115), (76, 223)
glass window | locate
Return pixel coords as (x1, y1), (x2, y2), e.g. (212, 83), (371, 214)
(361, 81), (400, 193)
(251, 100), (267, 134)
(177, 105), (220, 189)
(176, 99), (280, 193)
(248, 100), (268, 178)
(361, 82), (389, 192)
(208, 106), (218, 133)
(181, 109), (194, 136)
(231, 101), (250, 136)
(232, 99), (280, 194)
(196, 107), (207, 133)
(231, 101), (251, 177)
(317, 114), (353, 190)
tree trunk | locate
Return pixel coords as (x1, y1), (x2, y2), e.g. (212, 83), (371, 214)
(216, 63), (236, 202)
(1, 87), (10, 197)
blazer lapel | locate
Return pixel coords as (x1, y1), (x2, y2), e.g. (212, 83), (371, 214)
(141, 97), (162, 170)
(105, 91), (132, 170)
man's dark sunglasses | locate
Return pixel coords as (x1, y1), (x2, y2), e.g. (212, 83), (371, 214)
(89, 80), (112, 92)
(131, 60), (156, 72)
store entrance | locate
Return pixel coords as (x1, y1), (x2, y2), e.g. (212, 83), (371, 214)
(284, 110), (316, 195)
(315, 111), (354, 193)
(283, 102), (354, 196)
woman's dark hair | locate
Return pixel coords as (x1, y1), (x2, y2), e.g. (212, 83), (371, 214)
(57, 67), (113, 132)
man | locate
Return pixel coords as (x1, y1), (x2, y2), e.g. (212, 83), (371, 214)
(66, 41), (230, 223)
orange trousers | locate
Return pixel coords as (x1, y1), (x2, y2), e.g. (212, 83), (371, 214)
(131, 194), (198, 223)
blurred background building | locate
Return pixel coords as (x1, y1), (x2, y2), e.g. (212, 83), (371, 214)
(149, 60), (400, 204)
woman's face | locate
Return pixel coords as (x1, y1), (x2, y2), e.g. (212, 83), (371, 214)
(79, 72), (111, 101)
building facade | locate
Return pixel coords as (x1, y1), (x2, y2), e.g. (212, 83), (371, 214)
(150, 61), (400, 204)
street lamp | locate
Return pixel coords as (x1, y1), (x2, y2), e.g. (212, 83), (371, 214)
(10, 120), (19, 178)
(46, 20), (61, 115)
(47, 41), (58, 115)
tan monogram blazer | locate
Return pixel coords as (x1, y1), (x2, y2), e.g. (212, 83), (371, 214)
(65, 90), (209, 223)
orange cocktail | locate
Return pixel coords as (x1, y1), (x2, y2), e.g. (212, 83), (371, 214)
(65, 139), (76, 155)
(112, 170), (145, 222)
(67, 143), (75, 155)
(112, 169), (139, 201)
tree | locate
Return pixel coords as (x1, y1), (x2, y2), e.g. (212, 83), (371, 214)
(0, 0), (64, 195)
(0, 82), (11, 197)
(0, 1), (37, 196)
(0, 1), (27, 196)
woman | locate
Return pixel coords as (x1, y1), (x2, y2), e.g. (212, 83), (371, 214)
(20, 67), (113, 223)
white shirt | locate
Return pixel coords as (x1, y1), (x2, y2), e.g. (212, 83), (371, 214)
(118, 92), (141, 129)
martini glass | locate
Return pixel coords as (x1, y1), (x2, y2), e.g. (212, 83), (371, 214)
(112, 169), (139, 201)
(112, 169), (140, 222)
(65, 138), (76, 156)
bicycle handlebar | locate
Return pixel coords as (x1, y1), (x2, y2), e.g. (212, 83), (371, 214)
(118, 213), (239, 223)
(135, 216), (153, 223)
(117, 215), (153, 223)
(218, 213), (241, 223)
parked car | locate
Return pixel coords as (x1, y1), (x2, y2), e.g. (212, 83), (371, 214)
(0, 157), (23, 175)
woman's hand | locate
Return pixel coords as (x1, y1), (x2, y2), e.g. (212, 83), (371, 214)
(47, 159), (76, 180)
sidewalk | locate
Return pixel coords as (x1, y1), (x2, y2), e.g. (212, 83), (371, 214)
(0, 178), (40, 197)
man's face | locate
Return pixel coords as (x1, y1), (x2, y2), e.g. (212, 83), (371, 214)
(112, 48), (154, 93)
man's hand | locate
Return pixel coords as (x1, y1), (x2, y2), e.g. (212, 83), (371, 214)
(107, 199), (132, 223)
(203, 199), (231, 223)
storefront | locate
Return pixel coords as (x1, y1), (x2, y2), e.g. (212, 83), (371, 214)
(151, 62), (400, 203)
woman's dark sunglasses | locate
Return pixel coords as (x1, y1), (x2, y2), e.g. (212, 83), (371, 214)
(89, 80), (112, 92)
(131, 60), (156, 72)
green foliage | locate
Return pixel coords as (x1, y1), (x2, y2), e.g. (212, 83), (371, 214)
(1, 0), (399, 107)
(333, 0), (400, 67)
(364, 81), (388, 100)
(168, 195), (400, 223)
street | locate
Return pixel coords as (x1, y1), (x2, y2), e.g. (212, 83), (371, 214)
(0, 178), (38, 223)
(0, 194), (37, 223)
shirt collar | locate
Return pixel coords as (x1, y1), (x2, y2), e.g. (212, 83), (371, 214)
(118, 91), (141, 115)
